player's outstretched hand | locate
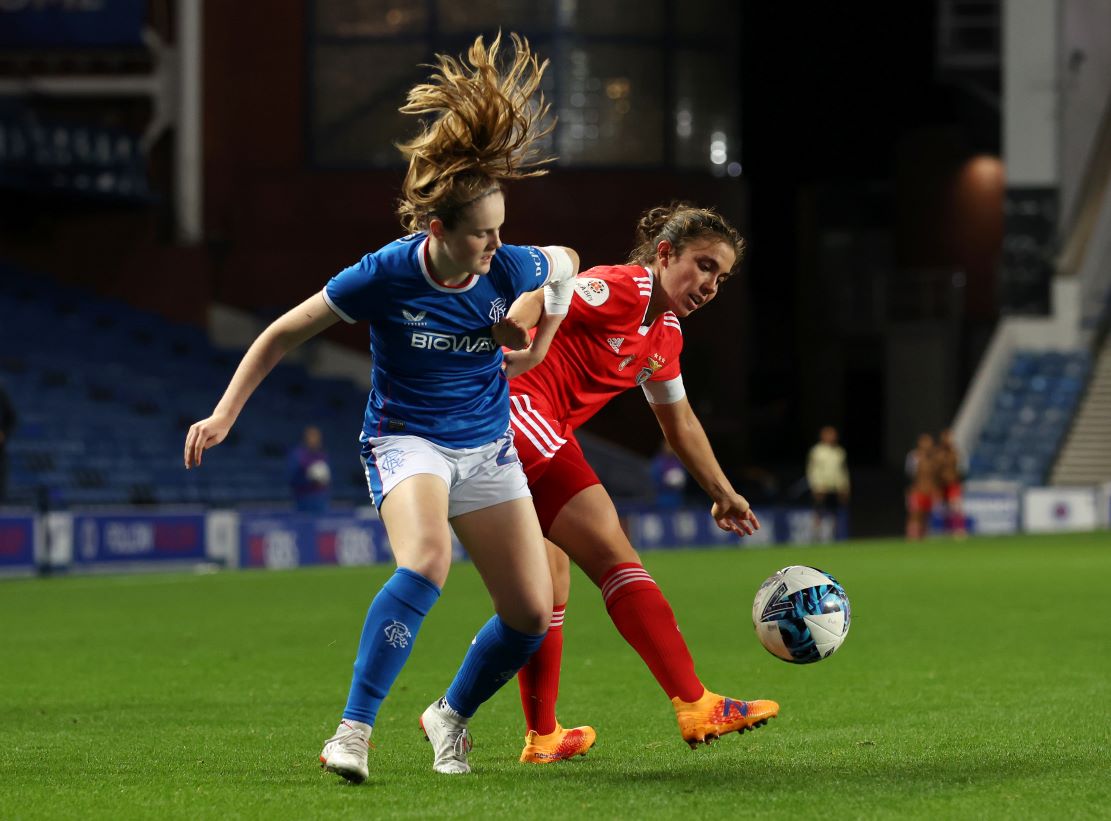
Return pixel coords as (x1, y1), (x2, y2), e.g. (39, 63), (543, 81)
(711, 493), (760, 537)
(184, 414), (232, 469)
(491, 316), (531, 351)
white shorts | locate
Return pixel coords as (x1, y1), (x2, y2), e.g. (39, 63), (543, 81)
(359, 429), (531, 518)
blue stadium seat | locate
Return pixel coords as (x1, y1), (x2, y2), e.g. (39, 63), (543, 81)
(2, 264), (369, 509)
(968, 349), (1092, 485)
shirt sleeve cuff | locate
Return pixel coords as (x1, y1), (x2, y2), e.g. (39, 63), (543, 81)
(322, 287), (356, 324)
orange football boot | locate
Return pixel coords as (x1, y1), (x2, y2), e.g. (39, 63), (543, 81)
(519, 723), (597, 764)
(673, 689), (779, 749)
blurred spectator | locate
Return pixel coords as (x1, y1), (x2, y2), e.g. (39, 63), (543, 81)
(651, 440), (688, 509)
(806, 425), (850, 540)
(288, 425), (331, 513)
(905, 433), (937, 540)
(0, 381), (15, 503)
(935, 428), (967, 537)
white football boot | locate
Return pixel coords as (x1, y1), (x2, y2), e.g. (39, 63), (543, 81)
(419, 698), (473, 774)
(319, 719), (371, 784)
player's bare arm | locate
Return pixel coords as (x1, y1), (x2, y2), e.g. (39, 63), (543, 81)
(503, 245), (579, 379)
(503, 309), (564, 379)
(649, 396), (759, 536)
(492, 287), (545, 351)
(184, 292), (340, 469)
(504, 288), (544, 330)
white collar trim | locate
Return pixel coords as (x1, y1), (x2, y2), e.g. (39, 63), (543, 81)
(418, 237), (479, 294)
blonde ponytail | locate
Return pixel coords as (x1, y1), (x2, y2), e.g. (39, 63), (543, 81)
(396, 32), (555, 232)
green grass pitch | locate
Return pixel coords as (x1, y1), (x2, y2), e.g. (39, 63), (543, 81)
(2, 532), (1109, 819)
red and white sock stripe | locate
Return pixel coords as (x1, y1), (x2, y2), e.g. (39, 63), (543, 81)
(601, 563), (657, 606)
(549, 604), (566, 630)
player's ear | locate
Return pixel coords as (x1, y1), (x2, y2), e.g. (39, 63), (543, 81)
(656, 240), (672, 267)
(428, 217), (446, 241)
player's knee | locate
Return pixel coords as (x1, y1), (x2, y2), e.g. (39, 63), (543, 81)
(526, 608), (551, 636)
(501, 604), (550, 636)
(396, 542), (452, 587)
(551, 519), (634, 582)
(580, 537), (639, 585)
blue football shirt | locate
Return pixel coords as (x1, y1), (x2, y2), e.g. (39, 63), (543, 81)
(323, 233), (551, 448)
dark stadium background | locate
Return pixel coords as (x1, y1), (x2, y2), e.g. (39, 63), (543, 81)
(0, 0), (1004, 536)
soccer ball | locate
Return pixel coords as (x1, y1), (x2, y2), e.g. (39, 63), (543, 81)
(751, 565), (851, 663)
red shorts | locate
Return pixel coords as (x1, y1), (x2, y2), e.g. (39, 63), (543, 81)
(510, 393), (601, 534)
(907, 490), (934, 514)
(942, 483), (962, 504)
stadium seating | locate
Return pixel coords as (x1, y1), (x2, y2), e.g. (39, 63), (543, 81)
(0, 263), (371, 508)
(966, 349), (1091, 486)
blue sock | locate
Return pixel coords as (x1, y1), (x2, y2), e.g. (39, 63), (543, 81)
(342, 567), (441, 725)
(444, 615), (546, 717)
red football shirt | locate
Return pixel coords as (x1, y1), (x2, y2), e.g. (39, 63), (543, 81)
(510, 264), (684, 432)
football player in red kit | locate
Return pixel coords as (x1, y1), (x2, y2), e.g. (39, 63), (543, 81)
(503, 203), (778, 763)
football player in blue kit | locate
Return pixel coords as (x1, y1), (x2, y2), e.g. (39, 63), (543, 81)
(183, 33), (578, 782)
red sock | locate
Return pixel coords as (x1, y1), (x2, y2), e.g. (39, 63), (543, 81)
(518, 604), (564, 735)
(600, 563), (703, 703)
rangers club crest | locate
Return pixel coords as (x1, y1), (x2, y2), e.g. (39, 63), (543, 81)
(488, 297), (507, 323)
(378, 449), (405, 475)
(383, 620), (412, 648)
